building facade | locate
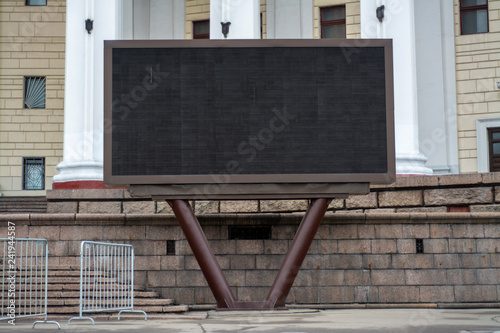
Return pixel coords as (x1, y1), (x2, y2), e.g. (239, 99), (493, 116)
(0, 0), (499, 196)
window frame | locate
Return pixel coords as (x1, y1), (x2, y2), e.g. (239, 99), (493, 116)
(476, 118), (500, 172)
(22, 157), (46, 191)
(488, 127), (500, 172)
(193, 19), (210, 39)
(459, 0), (489, 35)
(23, 76), (46, 109)
(320, 5), (346, 39)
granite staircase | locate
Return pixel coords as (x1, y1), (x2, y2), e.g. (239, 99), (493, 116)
(3, 265), (206, 321)
(46, 265), (204, 320)
(0, 196), (47, 214)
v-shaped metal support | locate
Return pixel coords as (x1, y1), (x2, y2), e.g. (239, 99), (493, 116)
(167, 198), (331, 310)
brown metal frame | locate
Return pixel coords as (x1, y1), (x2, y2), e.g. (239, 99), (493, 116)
(167, 198), (331, 310)
(132, 182), (369, 200)
(103, 39), (395, 197)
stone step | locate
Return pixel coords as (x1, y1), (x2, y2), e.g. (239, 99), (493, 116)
(47, 270), (95, 277)
(47, 305), (188, 315)
(112, 311), (207, 320)
(44, 311), (208, 321)
(48, 265), (81, 271)
(47, 298), (173, 307)
(18, 290), (160, 299)
(0, 197), (47, 213)
(2, 258), (187, 318)
(42, 284), (142, 291)
(6, 270), (129, 279)
(5, 276), (126, 284)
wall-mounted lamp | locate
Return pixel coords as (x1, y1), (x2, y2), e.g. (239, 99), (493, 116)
(221, 22), (231, 38)
(85, 19), (93, 34)
(376, 5), (385, 23)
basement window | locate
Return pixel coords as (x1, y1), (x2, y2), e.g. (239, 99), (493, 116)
(228, 226), (271, 240)
(166, 240), (176, 255)
(23, 157), (45, 190)
(416, 239), (424, 254)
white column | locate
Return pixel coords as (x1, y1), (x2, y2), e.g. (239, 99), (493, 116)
(415, 0), (459, 174)
(266, 0), (313, 39)
(150, 0), (185, 39)
(210, 0), (260, 39)
(360, 0), (432, 175)
(133, 0), (150, 39)
(53, 0), (119, 185)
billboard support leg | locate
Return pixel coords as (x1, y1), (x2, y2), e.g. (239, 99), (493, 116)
(266, 198), (332, 308)
(167, 200), (236, 309)
(167, 198), (331, 310)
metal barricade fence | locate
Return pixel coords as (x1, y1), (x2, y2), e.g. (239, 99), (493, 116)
(68, 241), (147, 325)
(0, 238), (60, 329)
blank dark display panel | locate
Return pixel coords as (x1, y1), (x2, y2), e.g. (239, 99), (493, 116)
(105, 40), (394, 188)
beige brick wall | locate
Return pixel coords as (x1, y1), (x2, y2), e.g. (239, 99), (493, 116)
(185, 0), (210, 39)
(313, 0), (360, 39)
(0, 0), (65, 196)
(261, 0), (266, 39)
(454, 0), (500, 172)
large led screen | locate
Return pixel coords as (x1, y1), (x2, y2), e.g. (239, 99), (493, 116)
(104, 39), (394, 197)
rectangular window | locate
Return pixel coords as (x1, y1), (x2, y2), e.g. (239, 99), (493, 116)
(488, 127), (500, 171)
(416, 239), (424, 254)
(228, 226), (271, 240)
(320, 5), (346, 39)
(24, 76), (46, 109)
(193, 20), (210, 39)
(460, 0), (488, 35)
(26, 0), (47, 5)
(166, 240), (176, 255)
(23, 157), (45, 190)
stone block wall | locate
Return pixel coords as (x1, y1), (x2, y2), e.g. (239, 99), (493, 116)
(1, 211), (498, 307)
(3, 173), (500, 307)
(47, 173), (500, 214)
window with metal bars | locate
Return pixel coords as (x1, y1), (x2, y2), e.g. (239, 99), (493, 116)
(460, 0), (489, 35)
(416, 239), (424, 254)
(24, 76), (46, 109)
(488, 127), (500, 171)
(320, 5), (346, 38)
(23, 157), (45, 190)
(193, 20), (210, 39)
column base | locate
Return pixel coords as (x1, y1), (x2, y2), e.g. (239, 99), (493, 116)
(52, 180), (126, 190)
(53, 160), (105, 189)
(396, 153), (434, 175)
